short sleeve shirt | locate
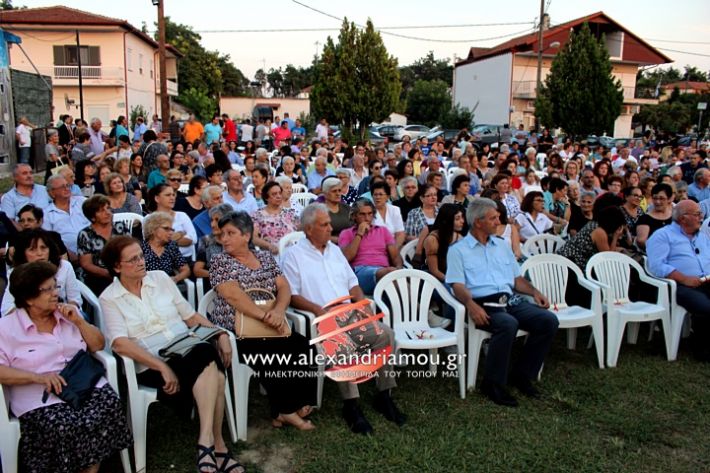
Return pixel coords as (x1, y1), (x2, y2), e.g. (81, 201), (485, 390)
(339, 225), (394, 268)
(141, 240), (186, 277)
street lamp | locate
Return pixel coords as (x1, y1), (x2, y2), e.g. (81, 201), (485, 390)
(153, 0), (169, 130)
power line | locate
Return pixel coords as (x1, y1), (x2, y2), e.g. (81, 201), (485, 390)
(189, 21), (535, 34)
(646, 38), (710, 45)
(656, 48), (710, 58)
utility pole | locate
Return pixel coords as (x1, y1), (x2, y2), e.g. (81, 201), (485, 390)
(534, 0), (546, 132)
(75, 30), (84, 121)
(156, 0), (169, 130)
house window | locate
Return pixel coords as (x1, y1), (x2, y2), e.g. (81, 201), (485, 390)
(53, 45), (100, 66)
(127, 48), (132, 71)
(139, 54), (143, 75)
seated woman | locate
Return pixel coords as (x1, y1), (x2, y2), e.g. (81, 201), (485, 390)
(77, 195), (132, 296)
(320, 177), (351, 243)
(404, 184), (440, 241)
(0, 261), (131, 473)
(568, 191), (595, 237)
(174, 175), (208, 220)
(557, 204), (626, 270)
(194, 204), (232, 290)
(251, 182), (300, 254)
(148, 183), (197, 260)
(250, 167), (270, 208)
(104, 172), (142, 214)
(274, 175), (303, 217)
(2, 229), (82, 316)
(99, 237), (243, 473)
(371, 181), (406, 249)
(442, 174), (475, 209)
(208, 212), (317, 430)
(515, 191), (553, 242)
(635, 183), (674, 251)
(335, 168), (359, 206)
(8, 204), (67, 263)
(494, 200), (523, 261)
(141, 212), (191, 284)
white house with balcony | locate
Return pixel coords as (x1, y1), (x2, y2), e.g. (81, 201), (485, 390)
(0, 6), (181, 129)
(453, 11), (671, 138)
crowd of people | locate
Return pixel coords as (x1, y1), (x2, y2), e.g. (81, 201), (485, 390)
(1, 111), (710, 472)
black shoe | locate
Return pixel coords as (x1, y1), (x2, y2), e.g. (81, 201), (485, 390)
(480, 380), (518, 407)
(373, 391), (407, 426)
(510, 373), (541, 399)
(342, 402), (374, 435)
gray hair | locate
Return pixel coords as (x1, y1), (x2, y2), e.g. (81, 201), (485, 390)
(399, 176), (418, 188)
(274, 175), (292, 187)
(525, 147), (537, 157)
(351, 199), (376, 221)
(466, 197), (498, 226)
(143, 211), (173, 240)
(315, 148), (328, 159)
(218, 211), (253, 239)
(675, 180), (689, 192)
(499, 144), (510, 154)
(667, 165), (682, 177)
(208, 203), (233, 219)
(201, 184), (223, 203)
(335, 167), (351, 178)
(579, 190), (597, 201)
(694, 167), (708, 184)
(46, 174), (66, 192)
(46, 129), (58, 138)
(301, 203), (329, 230)
(12, 163), (31, 177)
(223, 168), (239, 181)
(255, 148), (269, 159)
(281, 156), (295, 166)
(90, 117), (101, 126)
(321, 176), (342, 194)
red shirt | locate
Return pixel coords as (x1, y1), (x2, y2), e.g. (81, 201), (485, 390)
(272, 126), (292, 147)
(223, 119), (237, 142)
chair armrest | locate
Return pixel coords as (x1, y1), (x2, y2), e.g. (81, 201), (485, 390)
(636, 272), (670, 306)
(286, 307), (315, 338)
(92, 350), (120, 394)
(576, 277), (603, 314)
(116, 353), (141, 396)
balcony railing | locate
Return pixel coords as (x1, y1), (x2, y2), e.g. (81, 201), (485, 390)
(54, 66), (102, 79)
(512, 80), (637, 100)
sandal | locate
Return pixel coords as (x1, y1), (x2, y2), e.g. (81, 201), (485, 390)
(197, 444), (217, 473)
(272, 413), (316, 431)
(215, 449), (245, 473)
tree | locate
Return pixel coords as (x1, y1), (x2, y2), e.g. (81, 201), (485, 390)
(178, 88), (216, 122)
(399, 51), (452, 104)
(266, 68), (284, 97)
(440, 104), (475, 130)
(535, 23), (624, 138)
(406, 79), (451, 127)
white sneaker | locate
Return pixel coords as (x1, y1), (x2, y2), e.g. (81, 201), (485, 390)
(428, 310), (451, 329)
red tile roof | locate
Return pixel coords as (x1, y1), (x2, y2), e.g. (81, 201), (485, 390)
(0, 6), (182, 57)
(662, 81), (710, 92)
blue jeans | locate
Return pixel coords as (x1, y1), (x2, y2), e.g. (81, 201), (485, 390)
(18, 147), (30, 164)
(354, 265), (381, 295)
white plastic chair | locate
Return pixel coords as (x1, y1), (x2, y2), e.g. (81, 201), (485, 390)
(291, 192), (317, 208)
(278, 231), (305, 256)
(178, 183), (190, 194)
(112, 212), (144, 230)
(400, 239), (418, 269)
(373, 269), (467, 398)
(521, 254), (604, 368)
(0, 384), (20, 473)
(466, 322), (529, 390)
(291, 183), (307, 194)
(586, 252), (672, 367)
(643, 257), (689, 361)
(521, 234), (565, 258)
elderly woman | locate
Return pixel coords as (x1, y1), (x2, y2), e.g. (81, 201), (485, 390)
(442, 174), (475, 209)
(250, 167), (270, 208)
(274, 175), (303, 216)
(0, 261), (131, 473)
(141, 211), (190, 284)
(104, 172), (142, 214)
(405, 184), (439, 240)
(166, 168), (186, 197)
(77, 195), (132, 295)
(320, 177), (351, 243)
(371, 180), (406, 248)
(44, 129), (63, 183)
(2, 229), (81, 316)
(252, 182), (300, 254)
(10, 204), (68, 260)
(515, 191), (553, 242)
(568, 190), (595, 237)
(336, 167), (359, 206)
(193, 204), (231, 289)
(635, 183), (674, 250)
(148, 183), (197, 260)
(277, 155), (305, 184)
(99, 237), (243, 472)
(208, 212), (317, 430)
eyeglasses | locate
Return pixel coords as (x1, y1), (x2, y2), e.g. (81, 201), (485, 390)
(372, 193), (388, 198)
(121, 253), (145, 265)
(18, 217), (37, 223)
(38, 284), (59, 294)
(423, 193), (438, 198)
(682, 212), (703, 218)
(52, 184), (71, 190)
(169, 178), (182, 182)
(372, 166), (382, 171)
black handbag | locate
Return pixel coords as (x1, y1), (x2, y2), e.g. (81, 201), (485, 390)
(42, 349), (106, 409)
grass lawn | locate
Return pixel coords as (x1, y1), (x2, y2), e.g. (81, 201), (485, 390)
(99, 329), (710, 473)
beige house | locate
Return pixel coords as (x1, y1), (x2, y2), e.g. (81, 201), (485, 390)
(0, 6), (181, 130)
(220, 96), (310, 122)
(453, 12), (671, 138)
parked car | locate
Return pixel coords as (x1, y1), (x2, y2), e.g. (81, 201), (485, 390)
(393, 124), (431, 141)
(333, 129), (386, 146)
(425, 128), (461, 142)
(374, 124), (403, 139)
(470, 124), (503, 145)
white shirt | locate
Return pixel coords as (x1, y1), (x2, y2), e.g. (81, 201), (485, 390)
(240, 124), (254, 142)
(15, 123), (31, 147)
(515, 211), (554, 242)
(42, 196), (89, 254)
(374, 204), (405, 238)
(1, 260), (81, 316)
(100, 271), (194, 372)
(281, 238), (358, 307)
(315, 123), (329, 141)
(172, 210), (197, 259)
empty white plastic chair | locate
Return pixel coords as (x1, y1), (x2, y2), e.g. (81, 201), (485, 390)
(400, 239), (418, 269)
(112, 212), (144, 230)
(521, 234), (565, 258)
(278, 231), (305, 256)
(291, 192), (317, 208)
(291, 183), (307, 194)
(521, 254), (604, 368)
(586, 252), (672, 367)
(373, 269), (467, 398)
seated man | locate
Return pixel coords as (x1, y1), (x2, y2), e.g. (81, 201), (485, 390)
(281, 203), (405, 435)
(446, 198), (559, 407)
(647, 199), (710, 361)
(338, 199), (403, 295)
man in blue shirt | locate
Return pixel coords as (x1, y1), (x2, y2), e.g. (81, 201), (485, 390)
(307, 156), (335, 194)
(193, 185), (224, 239)
(1, 164), (51, 220)
(204, 115), (223, 146)
(446, 198), (559, 406)
(647, 199), (710, 361)
(687, 168), (710, 202)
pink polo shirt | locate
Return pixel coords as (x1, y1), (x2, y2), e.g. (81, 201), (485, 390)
(339, 225), (394, 268)
(0, 309), (106, 417)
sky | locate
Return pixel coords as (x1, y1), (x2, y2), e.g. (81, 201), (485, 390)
(14, 0), (710, 80)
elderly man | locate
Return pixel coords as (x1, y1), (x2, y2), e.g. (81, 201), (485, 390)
(446, 198), (559, 407)
(193, 185), (225, 239)
(42, 175), (89, 261)
(350, 150), (368, 189)
(282, 203), (405, 435)
(222, 169), (258, 214)
(88, 117), (109, 156)
(339, 199), (403, 294)
(1, 163), (51, 220)
(307, 156), (335, 194)
(147, 154), (171, 189)
(688, 168), (710, 202)
(647, 199), (710, 361)
(681, 152), (707, 185)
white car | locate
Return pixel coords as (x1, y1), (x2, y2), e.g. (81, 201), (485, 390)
(393, 124), (431, 141)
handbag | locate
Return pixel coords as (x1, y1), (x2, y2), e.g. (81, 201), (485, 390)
(235, 288), (291, 339)
(158, 325), (225, 359)
(42, 349), (105, 409)
(50, 157), (70, 176)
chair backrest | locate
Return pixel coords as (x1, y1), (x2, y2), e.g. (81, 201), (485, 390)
(400, 239), (418, 269)
(78, 281), (103, 329)
(291, 183), (307, 194)
(373, 268), (448, 326)
(231, 164), (245, 173)
(291, 192), (317, 208)
(522, 234), (565, 258)
(585, 251), (640, 303)
(521, 254), (585, 307)
(0, 384), (12, 426)
(112, 212), (144, 230)
(246, 184), (255, 195)
(198, 288), (217, 317)
(278, 231), (305, 256)
(178, 183), (190, 194)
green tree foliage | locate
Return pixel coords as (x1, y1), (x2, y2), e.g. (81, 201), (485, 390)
(536, 23), (623, 138)
(406, 79), (451, 127)
(311, 18), (400, 140)
(261, 65), (314, 97)
(635, 89), (710, 134)
(178, 88), (216, 122)
(399, 51), (452, 105)
(129, 105), (148, 129)
(439, 104), (475, 130)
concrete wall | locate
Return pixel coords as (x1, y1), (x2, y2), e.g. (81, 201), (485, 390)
(453, 53), (512, 125)
(220, 96), (310, 121)
(11, 68), (52, 127)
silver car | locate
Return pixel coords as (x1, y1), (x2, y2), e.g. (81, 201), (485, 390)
(393, 124), (431, 141)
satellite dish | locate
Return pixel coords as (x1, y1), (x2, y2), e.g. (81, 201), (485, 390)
(64, 93), (75, 110)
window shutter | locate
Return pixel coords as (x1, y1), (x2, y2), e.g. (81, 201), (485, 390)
(88, 46), (100, 66)
(53, 45), (66, 65)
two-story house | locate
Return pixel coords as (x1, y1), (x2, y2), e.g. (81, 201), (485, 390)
(0, 6), (181, 130)
(453, 11), (671, 138)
